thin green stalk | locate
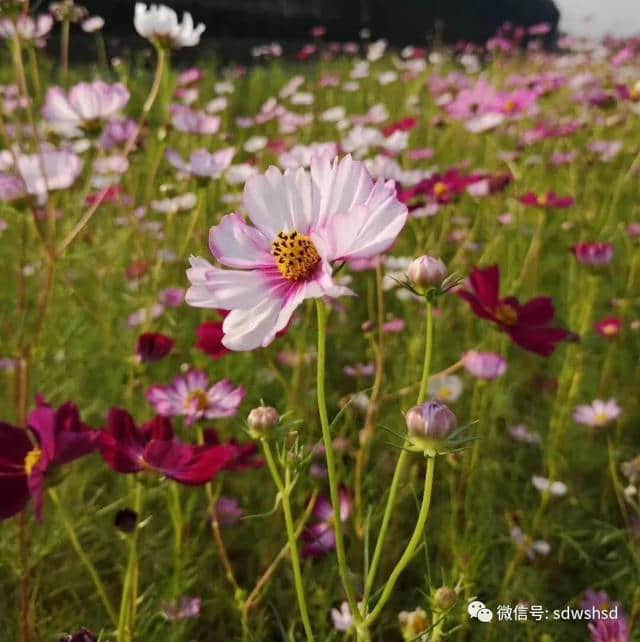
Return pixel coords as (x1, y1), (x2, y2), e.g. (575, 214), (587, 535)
(417, 300), (434, 405)
(180, 185), (207, 256)
(261, 439), (314, 642)
(117, 482), (143, 642)
(363, 298), (434, 607)
(365, 456), (436, 626)
(61, 19), (70, 84)
(315, 300), (361, 623)
(49, 489), (117, 624)
(362, 450), (408, 605)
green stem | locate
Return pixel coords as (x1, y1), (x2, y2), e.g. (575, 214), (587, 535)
(417, 301), (434, 405)
(261, 439), (315, 642)
(362, 450), (408, 605)
(315, 300), (361, 623)
(61, 19), (70, 84)
(365, 456), (436, 626)
(363, 298), (434, 607)
(117, 482), (143, 642)
(49, 489), (117, 624)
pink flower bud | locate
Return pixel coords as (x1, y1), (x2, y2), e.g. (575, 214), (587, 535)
(247, 406), (280, 437)
(408, 256), (447, 288)
(406, 401), (457, 445)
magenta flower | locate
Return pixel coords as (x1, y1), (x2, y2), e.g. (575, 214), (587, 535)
(186, 154), (407, 350)
(98, 409), (239, 484)
(215, 496), (246, 526)
(43, 81), (130, 136)
(519, 192), (574, 208)
(572, 242), (614, 266)
(170, 104), (220, 134)
(588, 618), (629, 642)
(146, 371), (245, 426)
(0, 401), (97, 521)
(166, 148), (234, 179)
(302, 489), (352, 558)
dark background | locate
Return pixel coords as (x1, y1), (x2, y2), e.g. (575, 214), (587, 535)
(78, 0), (560, 61)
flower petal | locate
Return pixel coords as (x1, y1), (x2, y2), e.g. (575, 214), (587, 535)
(208, 213), (273, 268)
(185, 256), (280, 309)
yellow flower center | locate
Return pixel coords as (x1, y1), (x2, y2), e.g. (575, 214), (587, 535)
(185, 390), (209, 411)
(537, 194), (548, 206)
(438, 386), (452, 400)
(24, 448), (42, 476)
(594, 411), (609, 426)
(504, 99), (517, 113)
(495, 303), (518, 326)
(433, 181), (449, 197)
(601, 323), (618, 336)
(271, 231), (321, 281)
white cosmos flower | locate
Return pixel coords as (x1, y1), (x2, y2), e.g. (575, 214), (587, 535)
(134, 3), (205, 49)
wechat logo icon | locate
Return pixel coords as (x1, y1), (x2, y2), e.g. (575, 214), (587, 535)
(467, 600), (493, 623)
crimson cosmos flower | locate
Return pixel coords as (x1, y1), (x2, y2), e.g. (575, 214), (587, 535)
(458, 265), (573, 356)
(0, 400), (97, 521)
(136, 332), (175, 362)
(519, 192), (574, 208)
(196, 317), (230, 360)
(381, 117), (418, 137)
(98, 408), (257, 484)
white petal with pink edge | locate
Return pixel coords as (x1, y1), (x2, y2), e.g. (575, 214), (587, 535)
(208, 213), (273, 268)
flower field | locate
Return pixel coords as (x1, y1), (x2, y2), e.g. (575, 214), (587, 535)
(0, 3), (639, 641)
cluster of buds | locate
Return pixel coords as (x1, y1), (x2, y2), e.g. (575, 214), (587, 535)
(50, 0), (88, 23)
(405, 401), (457, 455)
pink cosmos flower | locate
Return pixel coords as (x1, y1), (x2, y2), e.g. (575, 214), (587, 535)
(462, 350), (507, 379)
(445, 80), (499, 120)
(594, 317), (622, 338)
(0, 150), (83, 203)
(302, 489), (352, 558)
(100, 118), (138, 150)
(0, 14), (54, 43)
(572, 242), (614, 266)
(573, 399), (621, 428)
(185, 154), (408, 351)
(177, 67), (204, 87)
(147, 370), (245, 426)
(43, 81), (130, 136)
(492, 89), (538, 117)
(166, 148), (235, 179)
(169, 104), (220, 135)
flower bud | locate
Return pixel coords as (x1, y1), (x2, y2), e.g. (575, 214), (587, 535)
(408, 255), (447, 288)
(247, 406), (279, 438)
(434, 586), (457, 611)
(406, 401), (457, 452)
